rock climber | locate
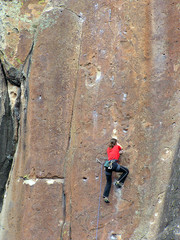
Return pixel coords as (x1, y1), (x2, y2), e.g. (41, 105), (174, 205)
(103, 138), (129, 203)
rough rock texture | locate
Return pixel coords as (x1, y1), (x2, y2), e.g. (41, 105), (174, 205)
(0, 0), (180, 240)
(0, 63), (14, 210)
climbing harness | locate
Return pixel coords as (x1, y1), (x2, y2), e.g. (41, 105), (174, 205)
(104, 160), (109, 168)
(95, 158), (103, 240)
(104, 159), (117, 169)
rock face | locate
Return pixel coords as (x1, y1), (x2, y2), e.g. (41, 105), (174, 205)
(0, 1), (180, 240)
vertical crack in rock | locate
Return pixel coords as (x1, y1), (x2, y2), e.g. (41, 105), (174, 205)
(69, 224), (72, 240)
(66, 16), (83, 240)
(0, 40), (35, 212)
(66, 12), (83, 152)
(60, 184), (66, 240)
(17, 40), (35, 159)
(57, 9), (84, 239)
(22, 40), (35, 79)
(22, 40), (35, 122)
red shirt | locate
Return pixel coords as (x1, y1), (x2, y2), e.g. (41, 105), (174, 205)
(107, 145), (122, 161)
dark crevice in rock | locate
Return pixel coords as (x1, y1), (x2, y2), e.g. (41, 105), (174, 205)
(60, 184), (66, 240)
(56, 5), (84, 20)
(0, 94), (14, 211)
(4, 67), (24, 87)
(36, 176), (64, 180)
(0, 56), (22, 145)
(22, 39), (35, 109)
(13, 88), (21, 143)
(69, 224), (72, 240)
(0, 64), (15, 211)
(68, 202), (72, 240)
(0, 56), (25, 87)
(19, 176), (64, 180)
(22, 40), (34, 79)
(20, 40), (35, 153)
(65, 8), (84, 20)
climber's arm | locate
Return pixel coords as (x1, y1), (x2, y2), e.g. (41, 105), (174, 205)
(117, 143), (123, 149)
(117, 143), (123, 154)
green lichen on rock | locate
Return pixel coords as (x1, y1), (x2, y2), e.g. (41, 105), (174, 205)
(23, 174), (29, 180)
(38, 0), (46, 5)
(15, 58), (23, 65)
(38, 9), (60, 32)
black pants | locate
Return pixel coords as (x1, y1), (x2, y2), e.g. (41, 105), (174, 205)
(103, 162), (129, 198)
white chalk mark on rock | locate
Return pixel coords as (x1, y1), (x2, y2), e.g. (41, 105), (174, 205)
(95, 3), (98, 10)
(154, 213), (158, 217)
(95, 70), (102, 83)
(23, 179), (38, 186)
(113, 129), (117, 134)
(122, 93), (127, 102)
(22, 178), (64, 186)
(46, 179), (64, 185)
(93, 110), (98, 128)
(160, 148), (172, 161)
(110, 75), (115, 87)
(84, 67), (102, 89)
(112, 121), (118, 139)
(102, 128), (106, 135)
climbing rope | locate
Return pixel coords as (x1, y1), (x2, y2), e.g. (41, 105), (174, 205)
(96, 159), (103, 240)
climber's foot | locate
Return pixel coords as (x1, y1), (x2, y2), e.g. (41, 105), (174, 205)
(103, 196), (110, 203)
(115, 181), (123, 188)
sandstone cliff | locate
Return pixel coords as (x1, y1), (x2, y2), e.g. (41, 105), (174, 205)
(0, 1), (179, 240)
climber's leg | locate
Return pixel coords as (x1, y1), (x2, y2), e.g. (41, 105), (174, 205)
(116, 165), (129, 184)
(103, 173), (112, 198)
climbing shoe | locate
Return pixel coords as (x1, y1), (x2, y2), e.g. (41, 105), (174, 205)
(115, 181), (123, 188)
(103, 196), (110, 203)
